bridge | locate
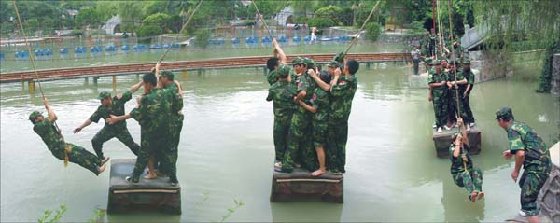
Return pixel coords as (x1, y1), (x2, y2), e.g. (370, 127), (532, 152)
(0, 52), (410, 83)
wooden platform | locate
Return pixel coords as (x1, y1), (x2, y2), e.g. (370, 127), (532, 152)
(433, 126), (481, 158)
(271, 168), (343, 203)
(107, 159), (181, 215)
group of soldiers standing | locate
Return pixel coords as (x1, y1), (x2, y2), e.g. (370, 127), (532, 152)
(30, 63), (184, 186)
(266, 38), (359, 175)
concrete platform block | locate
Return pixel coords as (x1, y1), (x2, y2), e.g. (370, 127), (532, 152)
(433, 127), (482, 158)
(271, 168), (343, 203)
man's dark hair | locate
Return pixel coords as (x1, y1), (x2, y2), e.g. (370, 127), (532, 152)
(143, 73), (157, 87)
(346, 60), (359, 75)
(266, 57), (279, 71)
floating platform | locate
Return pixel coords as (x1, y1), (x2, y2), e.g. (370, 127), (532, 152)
(271, 168), (343, 203)
(107, 159), (181, 215)
(433, 126), (481, 158)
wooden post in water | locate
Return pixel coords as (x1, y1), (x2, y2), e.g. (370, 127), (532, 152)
(112, 76), (117, 93)
(263, 66), (267, 75)
(28, 79), (36, 94)
(93, 77), (99, 85)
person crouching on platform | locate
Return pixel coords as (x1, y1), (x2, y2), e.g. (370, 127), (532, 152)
(299, 69), (331, 176)
(30, 97), (108, 175)
(450, 118), (484, 202)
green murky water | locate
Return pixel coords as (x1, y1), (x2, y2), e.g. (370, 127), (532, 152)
(1, 61), (558, 222)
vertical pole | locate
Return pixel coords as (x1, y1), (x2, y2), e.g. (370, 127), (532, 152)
(28, 79), (35, 94)
(112, 75), (117, 93)
(93, 76), (98, 85)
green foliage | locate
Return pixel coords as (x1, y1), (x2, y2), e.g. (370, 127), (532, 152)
(307, 17), (336, 29)
(38, 204), (66, 223)
(314, 6), (343, 26)
(75, 7), (101, 28)
(88, 209), (106, 223)
(365, 22), (382, 41)
(194, 29), (211, 49)
(219, 199), (245, 222)
(118, 1), (145, 34)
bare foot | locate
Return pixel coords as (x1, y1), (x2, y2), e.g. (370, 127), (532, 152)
(312, 169), (326, 176)
(97, 164), (106, 175)
(477, 191), (484, 200)
(469, 191), (478, 202)
(144, 173), (158, 179)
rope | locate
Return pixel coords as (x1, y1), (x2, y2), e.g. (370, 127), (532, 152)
(436, 0), (444, 60)
(158, 0), (204, 64)
(343, 0), (382, 55)
(251, 0), (274, 37)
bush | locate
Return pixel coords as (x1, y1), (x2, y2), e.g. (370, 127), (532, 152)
(366, 22), (382, 41)
(308, 17), (336, 29)
(194, 29), (211, 49)
(136, 24), (162, 37)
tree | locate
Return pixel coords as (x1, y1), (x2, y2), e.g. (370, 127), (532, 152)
(76, 7), (101, 29)
(473, 1), (560, 92)
(137, 12), (172, 37)
(118, 1), (145, 34)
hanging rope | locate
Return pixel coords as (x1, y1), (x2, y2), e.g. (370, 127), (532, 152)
(12, 0), (71, 166)
(343, 0), (382, 55)
(436, 0), (444, 60)
(251, 0), (274, 37)
(158, 0), (204, 64)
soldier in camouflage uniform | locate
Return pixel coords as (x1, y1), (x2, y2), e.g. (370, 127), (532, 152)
(30, 99), (107, 175)
(428, 60), (449, 132)
(326, 60), (359, 173)
(445, 60), (467, 127)
(281, 57), (315, 173)
(158, 69), (184, 184)
(74, 85), (143, 161)
(496, 107), (552, 222)
(299, 69), (331, 176)
(450, 118), (484, 202)
(108, 72), (171, 184)
(266, 65), (297, 168)
(459, 60), (476, 127)
(266, 38), (288, 85)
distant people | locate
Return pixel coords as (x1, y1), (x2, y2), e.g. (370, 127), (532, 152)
(496, 107), (552, 223)
(74, 86), (143, 161)
(450, 118), (484, 202)
(428, 60), (449, 132)
(459, 60), (476, 128)
(427, 28), (437, 57)
(299, 69), (331, 176)
(310, 27), (317, 44)
(411, 46), (421, 75)
(30, 98), (108, 175)
(266, 65), (297, 169)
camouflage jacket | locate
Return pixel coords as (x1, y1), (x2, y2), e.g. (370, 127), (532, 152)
(90, 90), (133, 129)
(329, 74), (357, 121)
(310, 87), (330, 122)
(446, 71), (465, 94)
(508, 121), (551, 171)
(266, 80), (297, 118)
(460, 70), (475, 93)
(33, 119), (66, 158)
(130, 89), (170, 138)
(449, 144), (473, 175)
(162, 83), (184, 116)
(428, 71), (448, 96)
(267, 70), (277, 86)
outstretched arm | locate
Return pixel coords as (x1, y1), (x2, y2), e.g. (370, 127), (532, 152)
(130, 80), (143, 93)
(308, 68), (330, 91)
(43, 97), (57, 122)
(74, 119), (92, 133)
(272, 38), (287, 64)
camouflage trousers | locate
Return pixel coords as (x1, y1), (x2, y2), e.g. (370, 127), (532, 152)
(282, 108), (314, 172)
(52, 143), (101, 175)
(327, 118), (348, 173)
(132, 130), (165, 181)
(91, 126), (140, 160)
(447, 90), (464, 123)
(158, 115), (184, 183)
(432, 93), (448, 128)
(519, 169), (549, 216)
(273, 114), (292, 161)
(452, 168), (483, 194)
(461, 94), (475, 123)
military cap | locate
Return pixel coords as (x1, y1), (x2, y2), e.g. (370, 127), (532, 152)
(160, 70), (175, 80)
(292, 57), (304, 65)
(462, 59), (471, 64)
(303, 57), (315, 68)
(29, 111), (42, 121)
(328, 61), (340, 68)
(496, 106), (514, 120)
(332, 52), (345, 63)
(277, 64), (290, 78)
(98, 91), (111, 99)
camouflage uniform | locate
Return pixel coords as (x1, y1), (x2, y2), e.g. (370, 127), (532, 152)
(499, 110), (552, 216)
(91, 91), (140, 160)
(129, 89), (170, 182)
(450, 144), (483, 194)
(428, 66), (449, 128)
(266, 66), (297, 161)
(160, 79), (184, 183)
(446, 69), (465, 124)
(327, 74), (358, 173)
(267, 70), (277, 86)
(283, 61), (316, 172)
(32, 117), (102, 175)
(459, 68), (475, 124)
(311, 88), (330, 148)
